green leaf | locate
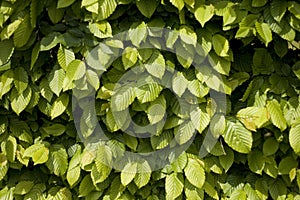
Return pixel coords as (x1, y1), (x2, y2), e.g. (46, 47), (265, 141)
(46, 145), (68, 176)
(0, 16), (24, 40)
(91, 145), (112, 184)
(49, 67), (65, 96)
(184, 180), (204, 200)
(252, 48), (274, 75)
(0, 187), (13, 200)
(97, 0), (118, 20)
(14, 181), (34, 195)
(48, 4), (64, 24)
(13, 14), (33, 48)
(40, 32), (62, 51)
(223, 6), (237, 26)
(212, 34), (229, 57)
(237, 107), (269, 131)
(41, 123), (66, 137)
(289, 122), (300, 155)
(67, 147), (81, 187)
(266, 99), (287, 131)
(57, 45), (75, 70)
(223, 119), (253, 154)
(172, 72), (188, 97)
(135, 81), (162, 103)
(57, 0), (75, 8)
(86, 69), (100, 90)
(112, 85), (136, 111)
(88, 21), (112, 39)
(219, 146), (234, 172)
(165, 173), (184, 200)
(121, 162), (137, 186)
(79, 175), (95, 197)
(14, 67), (28, 94)
(247, 150), (265, 175)
(195, 4), (214, 27)
(263, 137), (279, 156)
(278, 156), (298, 175)
(145, 50), (165, 79)
(23, 143), (49, 165)
(0, 70), (14, 99)
(170, 0), (184, 11)
(5, 136), (17, 162)
(229, 189), (247, 200)
(174, 121), (195, 145)
(50, 93), (69, 119)
(208, 52), (231, 76)
(269, 179), (287, 200)
(271, 0), (287, 22)
(0, 154), (8, 181)
(252, 0), (267, 7)
(147, 95), (166, 124)
(122, 47), (138, 70)
(255, 22), (272, 46)
(10, 87), (32, 115)
(184, 158), (205, 189)
(190, 106), (210, 133)
(63, 59), (86, 89)
(136, 0), (157, 18)
(134, 161), (151, 188)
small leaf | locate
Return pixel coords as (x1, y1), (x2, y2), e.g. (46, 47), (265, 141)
(172, 72), (188, 97)
(165, 173), (184, 200)
(122, 47), (138, 70)
(57, 45), (75, 70)
(255, 22), (272, 46)
(49, 67), (65, 96)
(247, 150), (265, 175)
(121, 162), (137, 186)
(145, 50), (165, 79)
(57, 0), (76, 8)
(212, 34), (229, 57)
(263, 137), (279, 156)
(10, 87), (32, 115)
(14, 181), (34, 195)
(252, 0), (267, 7)
(46, 145), (68, 176)
(266, 99), (287, 131)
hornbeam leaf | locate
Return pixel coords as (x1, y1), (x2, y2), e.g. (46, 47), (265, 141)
(266, 99), (287, 131)
(223, 119), (253, 154)
(50, 93), (69, 119)
(195, 5), (214, 27)
(165, 173), (184, 199)
(136, 0), (157, 18)
(184, 158), (205, 189)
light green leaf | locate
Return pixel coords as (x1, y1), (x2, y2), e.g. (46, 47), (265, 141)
(122, 47), (138, 70)
(172, 72), (188, 97)
(57, 0), (75, 8)
(57, 45), (75, 70)
(112, 85), (136, 111)
(136, 82), (162, 103)
(147, 95), (166, 124)
(223, 119), (253, 154)
(212, 34), (229, 57)
(86, 69), (100, 90)
(237, 106), (269, 131)
(10, 87), (32, 115)
(170, 0), (185, 11)
(14, 181), (34, 195)
(88, 21), (112, 39)
(190, 106), (210, 133)
(65, 59), (86, 81)
(121, 162), (137, 186)
(0, 70), (14, 98)
(0, 154), (8, 182)
(145, 50), (165, 79)
(174, 121), (195, 145)
(134, 161), (151, 188)
(188, 79), (209, 98)
(255, 22), (272, 46)
(136, 0), (157, 18)
(49, 67), (65, 96)
(195, 5), (214, 27)
(40, 32), (62, 51)
(96, 0), (117, 20)
(50, 93), (69, 119)
(0, 16), (24, 40)
(46, 145), (68, 176)
(23, 143), (49, 165)
(266, 99), (287, 131)
(208, 52), (231, 76)
(184, 158), (205, 189)
(165, 173), (184, 200)
(289, 122), (300, 155)
(129, 22), (147, 47)
(41, 123), (66, 137)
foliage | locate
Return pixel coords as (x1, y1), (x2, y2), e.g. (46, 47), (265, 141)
(0, 0), (300, 199)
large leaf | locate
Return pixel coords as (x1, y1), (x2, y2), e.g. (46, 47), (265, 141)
(223, 119), (253, 154)
(266, 99), (287, 131)
(122, 47), (138, 70)
(289, 122), (300, 155)
(212, 34), (229, 57)
(172, 72), (188, 97)
(247, 150), (265, 175)
(184, 158), (205, 189)
(190, 106), (210, 134)
(46, 145), (68, 176)
(145, 50), (165, 79)
(50, 93), (69, 119)
(165, 173), (184, 199)
(237, 106), (269, 131)
(10, 87), (32, 115)
(23, 143), (49, 165)
(57, 45), (75, 70)
(121, 162), (137, 186)
(49, 67), (66, 96)
(255, 22), (272, 46)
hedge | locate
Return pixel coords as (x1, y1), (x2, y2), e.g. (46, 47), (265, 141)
(0, 0), (300, 199)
